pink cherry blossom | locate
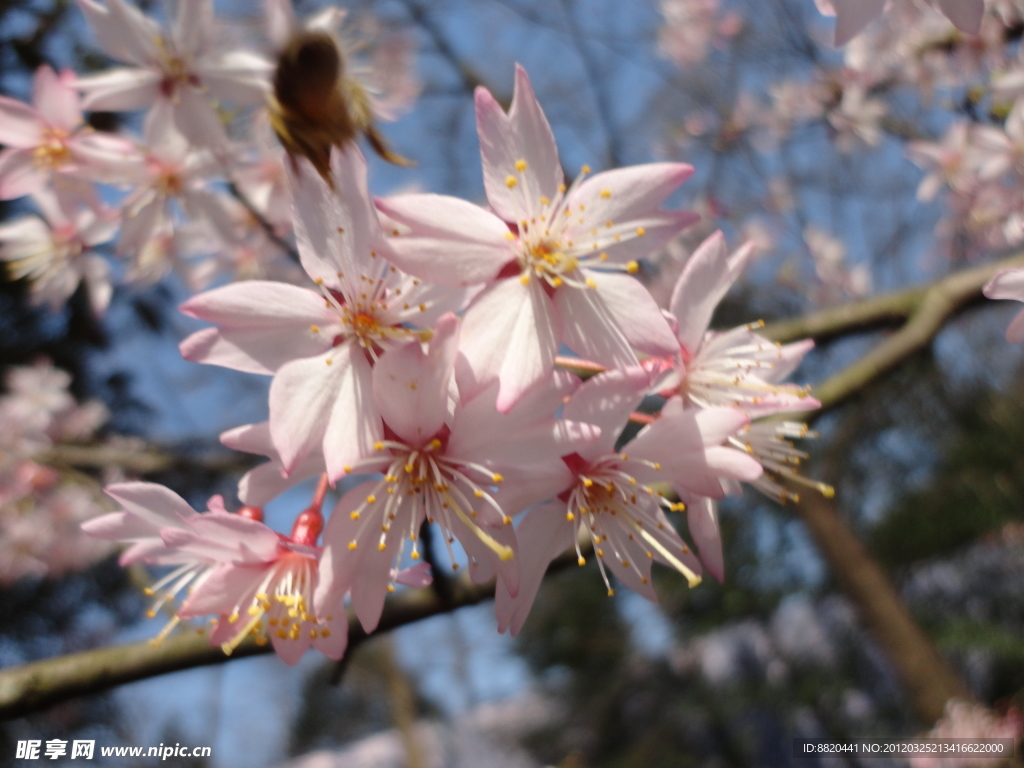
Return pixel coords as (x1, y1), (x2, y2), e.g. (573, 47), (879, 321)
(316, 314), (600, 633)
(647, 231), (819, 418)
(180, 147), (463, 481)
(377, 64), (696, 411)
(74, 0), (272, 150)
(495, 368), (761, 635)
(170, 504), (348, 665)
(117, 103), (236, 283)
(219, 421), (326, 507)
(908, 122), (976, 201)
(0, 189), (116, 314)
(0, 65), (135, 200)
(910, 700), (1022, 768)
(816, 0), (984, 46)
(983, 266), (1024, 342)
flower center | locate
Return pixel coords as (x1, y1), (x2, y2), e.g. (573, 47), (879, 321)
(32, 130), (72, 169)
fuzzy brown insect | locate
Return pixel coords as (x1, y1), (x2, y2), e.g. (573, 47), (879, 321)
(268, 31), (411, 185)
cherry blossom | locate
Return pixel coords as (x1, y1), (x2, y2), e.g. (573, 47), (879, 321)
(316, 314), (600, 633)
(180, 147), (461, 481)
(74, 0), (272, 150)
(494, 368), (760, 635)
(377, 64), (695, 411)
(983, 266), (1024, 342)
(815, 0), (984, 46)
(0, 65), (134, 200)
(647, 231), (819, 417)
(0, 189), (116, 314)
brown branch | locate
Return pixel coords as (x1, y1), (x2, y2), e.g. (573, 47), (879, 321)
(35, 443), (255, 477)
(762, 252), (1024, 347)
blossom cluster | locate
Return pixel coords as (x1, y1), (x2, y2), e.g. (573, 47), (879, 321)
(0, 0), (418, 311)
(16, 0), (826, 666)
(0, 360), (112, 583)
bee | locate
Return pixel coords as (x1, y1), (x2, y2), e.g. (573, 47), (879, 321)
(268, 31), (412, 185)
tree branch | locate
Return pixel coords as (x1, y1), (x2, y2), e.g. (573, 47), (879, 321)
(762, 252), (1024, 346)
(35, 443), (255, 477)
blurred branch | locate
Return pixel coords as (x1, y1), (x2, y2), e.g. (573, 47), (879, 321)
(794, 492), (971, 724)
(226, 181), (301, 263)
(36, 443), (255, 476)
(763, 251), (1024, 347)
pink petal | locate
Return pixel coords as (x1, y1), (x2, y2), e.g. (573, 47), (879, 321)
(375, 193), (512, 285)
(0, 96), (41, 146)
(265, 0), (299, 50)
(562, 367), (650, 456)
(475, 64), (563, 223)
(457, 277), (561, 413)
(935, 0), (983, 33)
(494, 500), (574, 635)
(195, 52), (273, 106)
(686, 496), (724, 583)
(670, 231), (755, 354)
(554, 282), (637, 370)
(76, 0), (162, 65)
(694, 406), (751, 446)
(983, 267), (1024, 302)
(104, 481), (198, 527)
(829, 0), (886, 45)
(179, 282), (336, 375)
(269, 343), (378, 479)
(395, 562), (433, 588)
(178, 563), (260, 618)
(81, 510), (159, 541)
(321, 346), (382, 481)
(373, 313), (459, 446)
(316, 480), (379, 615)
(171, 0), (214, 57)
(585, 270), (679, 357)
(33, 66), (81, 129)
(289, 145), (387, 294)
(76, 68), (162, 111)
(173, 88), (229, 151)
(703, 445), (763, 484)
(349, 533), (396, 633)
(311, 613), (349, 660)
(271, 630), (312, 666)
(0, 149), (47, 200)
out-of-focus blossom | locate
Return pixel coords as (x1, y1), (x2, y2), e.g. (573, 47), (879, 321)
(657, 0), (743, 68)
(117, 104), (236, 284)
(0, 361), (111, 584)
(805, 225), (872, 302)
(908, 122), (976, 200)
(815, 0), (983, 46)
(827, 84), (886, 150)
(983, 266), (1024, 342)
(0, 189), (116, 314)
(910, 700), (1022, 767)
(378, 65), (694, 412)
(0, 65), (135, 200)
(75, 0), (272, 150)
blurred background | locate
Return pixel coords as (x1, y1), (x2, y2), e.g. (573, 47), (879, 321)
(3, 0), (1024, 765)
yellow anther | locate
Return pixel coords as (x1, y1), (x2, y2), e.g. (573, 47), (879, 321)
(578, 556), (586, 566)
(585, 278), (597, 288)
(626, 261), (639, 274)
(427, 438), (442, 450)
(474, 490), (484, 498)
(607, 588), (615, 597)
(636, 227), (646, 236)
(325, 358), (333, 366)
(228, 611), (240, 623)
(583, 478), (594, 487)
(387, 584), (395, 592)
(366, 494), (377, 504)
(349, 511), (360, 520)
(515, 159), (528, 172)
(378, 542), (387, 551)
(520, 273), (530, 285)
(505, 175), (518, 188)
(566, 511), (575, 521)
(540, 196), (550, 205)
(492, 473), (504, 483)
(310, 325), (320, 333)
(315, 277), (324, 285)
(504, 232), (515, 240)
(552, 277), (563, 287)
(581, 164), (591, 174)
(374, 441), (385, 450)
(600, 189), (611, 198)
(348, 541), (358, 550)
(411, 550), (420, 560)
